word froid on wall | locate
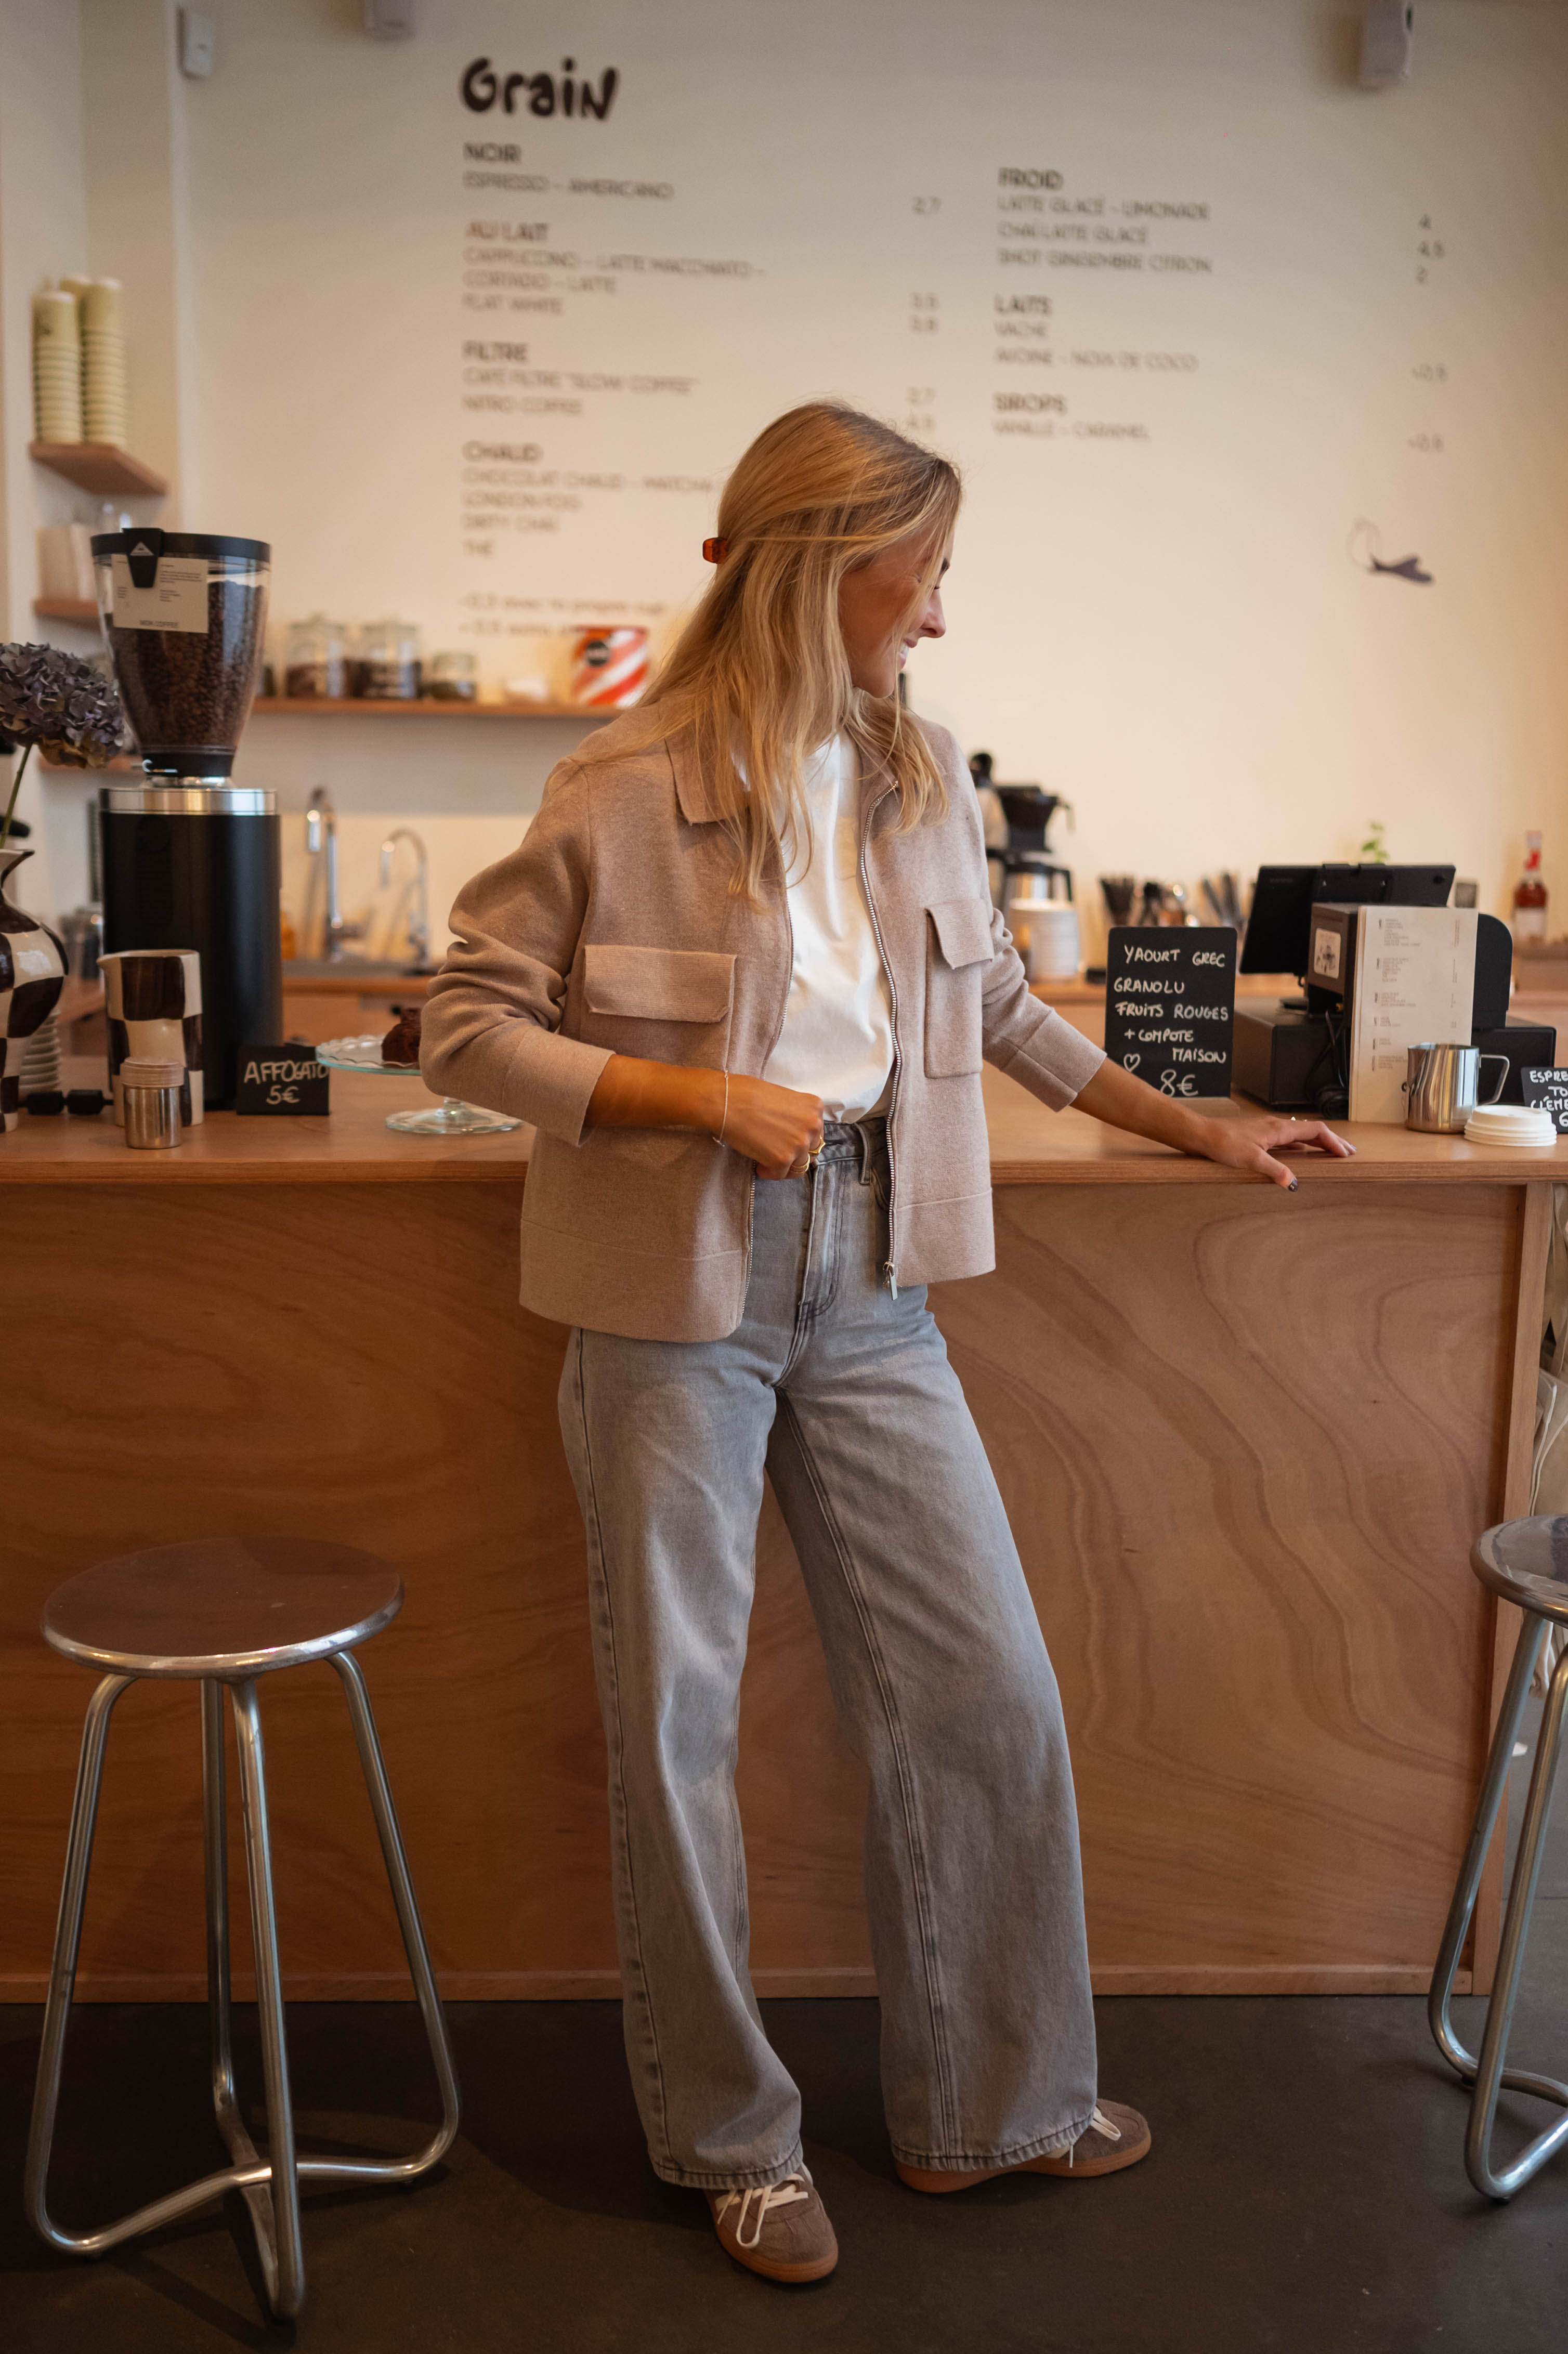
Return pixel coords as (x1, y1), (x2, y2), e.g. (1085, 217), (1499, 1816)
(462, 57), (619, 120)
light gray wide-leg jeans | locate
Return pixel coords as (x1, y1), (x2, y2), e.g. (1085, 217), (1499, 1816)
(558, 1118), (1097, 2189)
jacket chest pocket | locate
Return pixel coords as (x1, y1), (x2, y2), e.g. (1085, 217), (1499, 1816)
(923, 898), (994, 1079)
(580, 943), (735, 1068)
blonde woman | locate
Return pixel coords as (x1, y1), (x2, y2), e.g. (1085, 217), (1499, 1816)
(423, 402), (1349, 2285)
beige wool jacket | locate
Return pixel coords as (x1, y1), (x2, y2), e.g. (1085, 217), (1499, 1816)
(420, 710), (1105, 1341)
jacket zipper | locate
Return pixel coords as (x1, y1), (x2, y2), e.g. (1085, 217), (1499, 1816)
(858, 776), (900, 1294)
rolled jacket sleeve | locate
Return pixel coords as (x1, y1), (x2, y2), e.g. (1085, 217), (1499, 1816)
(980, 906), (1107, 1108)
(921, 722), (1106, 1110)
(420, 764), (613, 1144)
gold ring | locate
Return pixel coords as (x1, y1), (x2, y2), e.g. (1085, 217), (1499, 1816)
(808, 1142), (823, 1161)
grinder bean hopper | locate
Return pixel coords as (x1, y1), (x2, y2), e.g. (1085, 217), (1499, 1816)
(92, 528), (280, 1109)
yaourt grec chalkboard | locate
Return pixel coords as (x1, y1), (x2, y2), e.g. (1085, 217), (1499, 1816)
(1104, 926), (1237, 1098)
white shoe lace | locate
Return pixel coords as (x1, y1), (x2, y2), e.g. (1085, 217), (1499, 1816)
(715, 2169), (812, 2250)
(1068, 2106), (1122, 2168)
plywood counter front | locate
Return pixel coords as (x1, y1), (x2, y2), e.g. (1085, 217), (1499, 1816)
(2, 1075), (1555, 2005)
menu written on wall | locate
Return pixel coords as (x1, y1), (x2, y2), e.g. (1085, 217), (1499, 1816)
(1103, 927), (1236, 1098)
(446, 50), (1218, 672)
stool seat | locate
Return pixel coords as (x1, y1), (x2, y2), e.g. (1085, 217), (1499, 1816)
(1471, 1514), (1568, 1628)
(41, 1538), (403, 1680)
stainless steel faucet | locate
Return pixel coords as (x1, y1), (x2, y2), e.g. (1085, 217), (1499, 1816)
(305, 786), (365, 960)
(379, 827), (432, 970)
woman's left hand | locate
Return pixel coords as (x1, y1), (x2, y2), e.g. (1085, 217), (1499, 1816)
(1183, 1111), (1354, 1191)
(1073, 1062), (1354, 1191)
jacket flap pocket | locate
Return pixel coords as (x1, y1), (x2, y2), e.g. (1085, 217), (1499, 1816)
(927, 898), (995, 971)
(583, 944), (735, 1022)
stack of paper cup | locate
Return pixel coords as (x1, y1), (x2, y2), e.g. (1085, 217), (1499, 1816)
(81, 278), (127, 448)
(1463, 1104), (1557, 1148)
(32, 289), (83, 443)
(1009, 893), (1081, 982)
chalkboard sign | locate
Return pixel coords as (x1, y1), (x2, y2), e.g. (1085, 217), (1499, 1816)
(1522, 1068), (1568, 1135)
(235, 1045), (330, 1116)
(1104, 926), (1237, 1098)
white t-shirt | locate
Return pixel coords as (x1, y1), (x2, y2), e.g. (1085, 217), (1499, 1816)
(762, 734), (895, 1120)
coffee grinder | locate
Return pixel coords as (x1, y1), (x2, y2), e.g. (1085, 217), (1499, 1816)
(91, 528), (280, 1109)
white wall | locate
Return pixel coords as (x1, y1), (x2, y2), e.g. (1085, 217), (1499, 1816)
(0, 0), (89, 918)
(6, 0), (1568, 956)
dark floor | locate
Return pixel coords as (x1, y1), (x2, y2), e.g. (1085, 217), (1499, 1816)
(4, 1705), (1564, 2354)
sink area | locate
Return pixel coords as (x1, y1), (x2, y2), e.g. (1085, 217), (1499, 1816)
(283, 958), (438, 980)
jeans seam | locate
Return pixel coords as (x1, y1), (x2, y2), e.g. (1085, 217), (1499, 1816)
(726, 1704), (747, 1983)
(775, 1392), (959, 2152)
(778, 1164), (837, 1380)
(651, 2139), (806, 2193)
(573, 1327), (674, 2168)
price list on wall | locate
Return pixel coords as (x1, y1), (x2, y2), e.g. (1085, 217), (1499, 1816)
(438, 45), (1222, 678)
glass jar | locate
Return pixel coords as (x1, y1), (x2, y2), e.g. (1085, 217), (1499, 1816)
(425, 649), (478, 702)
(283, 615), (350, 700)
(354, 618), (422, 701)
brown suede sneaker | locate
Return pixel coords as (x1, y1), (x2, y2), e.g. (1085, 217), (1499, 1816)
(895, 2101), (1152, 2193)
(708, 2167), (839, 2282)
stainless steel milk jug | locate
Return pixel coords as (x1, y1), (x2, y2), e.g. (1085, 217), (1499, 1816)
(1404, 1042), (1510, 1132)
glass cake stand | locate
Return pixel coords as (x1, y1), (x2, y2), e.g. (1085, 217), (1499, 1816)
(314, 1035), (522, 1136)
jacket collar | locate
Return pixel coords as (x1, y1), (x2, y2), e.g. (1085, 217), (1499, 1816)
(667, 724), (723, 825)
(667, 721), (894, 828)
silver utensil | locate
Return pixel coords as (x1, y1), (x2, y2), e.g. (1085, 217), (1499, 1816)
(1404, 1042), (1510, 1133)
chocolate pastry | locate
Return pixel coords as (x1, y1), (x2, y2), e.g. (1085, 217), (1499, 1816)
(381, 1006), (422, 1067)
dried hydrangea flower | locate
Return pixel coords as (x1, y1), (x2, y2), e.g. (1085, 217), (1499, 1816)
(0, 641), (130, 849)
(0, 641), (128, 769)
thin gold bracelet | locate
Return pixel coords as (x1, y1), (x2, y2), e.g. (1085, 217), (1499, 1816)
(710, 1070), (729, 1147)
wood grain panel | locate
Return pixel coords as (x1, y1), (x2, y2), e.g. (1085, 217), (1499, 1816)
(0, 1169), (1529, 1998)
(933, 1182), (1519, 1982)
(1470, 1179), (1554, 1992)
(1, 1182), (615, 1999)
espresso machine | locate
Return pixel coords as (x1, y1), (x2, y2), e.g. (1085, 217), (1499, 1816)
(91, 528), (280, 1109)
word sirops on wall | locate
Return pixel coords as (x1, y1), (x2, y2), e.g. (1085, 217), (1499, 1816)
(1103, 928), (1237, 1098)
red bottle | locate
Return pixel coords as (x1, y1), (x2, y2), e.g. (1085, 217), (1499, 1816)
(1512, 832), (1547, 943)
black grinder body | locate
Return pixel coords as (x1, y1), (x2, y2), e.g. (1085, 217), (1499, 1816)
(100, 788), (282, 1111)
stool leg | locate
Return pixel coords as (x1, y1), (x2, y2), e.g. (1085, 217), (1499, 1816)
(229, 1679), (305, 2318)
(1429, 1610), (1546, 2080)
(202, 1679), (280, 2280)
(24, 1673), (134, 2253)
(1464, 1641), (1568, 2198)
(329, 1649), (461, 2173)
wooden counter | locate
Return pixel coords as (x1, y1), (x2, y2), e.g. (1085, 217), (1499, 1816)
(1, 1074), (1556, 2006)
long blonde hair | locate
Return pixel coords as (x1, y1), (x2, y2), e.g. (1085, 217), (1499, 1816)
(606, 402), (961, 897)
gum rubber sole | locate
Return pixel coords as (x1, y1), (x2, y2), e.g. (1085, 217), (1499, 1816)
(715, 2239), (840, 2283)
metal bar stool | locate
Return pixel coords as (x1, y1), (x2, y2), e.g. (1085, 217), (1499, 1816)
(25, 1537), (461, 2318)
(1429, 1514), (1568, 2199)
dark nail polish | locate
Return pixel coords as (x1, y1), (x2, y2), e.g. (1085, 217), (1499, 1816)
(1289, 1178), (1299, 1192)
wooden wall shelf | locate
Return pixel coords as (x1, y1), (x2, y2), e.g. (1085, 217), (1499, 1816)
(30, 441), (168, 498)
(33, 598), (100, 626)
(251, 697), (607, 721)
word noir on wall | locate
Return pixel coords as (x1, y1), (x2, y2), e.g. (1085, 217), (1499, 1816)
(462, 57), (619, 120)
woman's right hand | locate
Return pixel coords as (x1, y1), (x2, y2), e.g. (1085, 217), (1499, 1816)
(719, 1073), (826, 1180)
(585, 1055), (825, 1179)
